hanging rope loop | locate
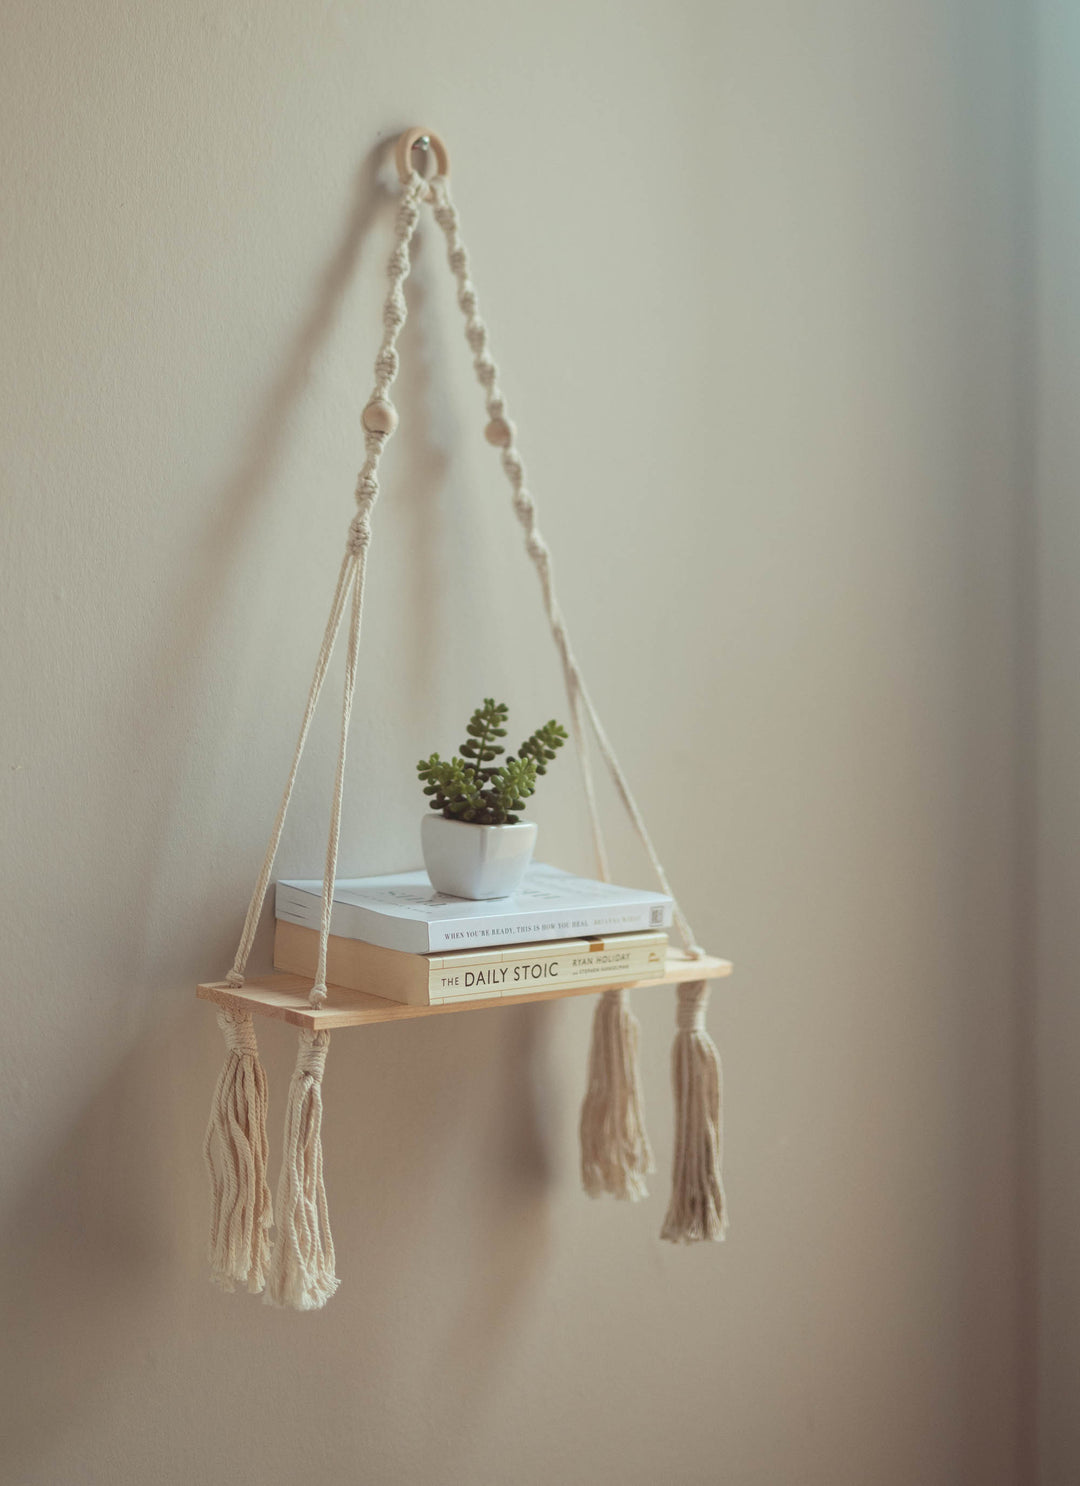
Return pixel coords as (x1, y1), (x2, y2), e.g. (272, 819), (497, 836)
(428, 169), (702, 950)
(662, 981), (728, 1243)
(347, 512), (372, 555)
(394, 126), (451, 185)
(224, 126), (702, 1007)
(223, 168), (426, 1010)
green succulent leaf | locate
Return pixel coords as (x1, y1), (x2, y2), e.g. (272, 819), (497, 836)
(418, 701), (566, 823)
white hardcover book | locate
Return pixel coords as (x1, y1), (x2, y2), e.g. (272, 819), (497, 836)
(275, 862), (673, 955)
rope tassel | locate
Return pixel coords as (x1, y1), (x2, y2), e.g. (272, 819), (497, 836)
(203, 1007), (273, 1293)
(579, 988), (654, 1201)
(661, 982), (729, 1244)
(267, 1030), (338, 1310)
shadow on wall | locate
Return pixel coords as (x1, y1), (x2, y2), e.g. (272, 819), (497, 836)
(0, 141), (559, 1479)
(118, 133), (481, 979)
(0, 1023), (181, 1474)
(330, 1004), (559, 1433)
(115, 138), (395, 983)
(80, 130), (463, 998)
(0, 995), (559, 1479)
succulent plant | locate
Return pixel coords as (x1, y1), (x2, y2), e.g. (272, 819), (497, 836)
(417, 699), (568, 825)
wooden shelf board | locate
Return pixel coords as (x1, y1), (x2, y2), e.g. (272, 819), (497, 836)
(197, 950), (732, 1031)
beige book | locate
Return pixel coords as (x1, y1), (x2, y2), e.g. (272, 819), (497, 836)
(273, 920), (669, 1007)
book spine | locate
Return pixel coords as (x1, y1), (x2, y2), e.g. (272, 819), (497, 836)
(429, 941), (667, 1003)
(427, 902), (672, 952)
(275, 884), (674, 954)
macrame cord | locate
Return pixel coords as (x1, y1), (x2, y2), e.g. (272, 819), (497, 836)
(427, 176), (722, 1231)
(204, 153), (726, 1308)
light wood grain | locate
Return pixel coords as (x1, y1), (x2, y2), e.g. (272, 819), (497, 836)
(197, 950), (732, 1030)
(394, 126), (450, 183)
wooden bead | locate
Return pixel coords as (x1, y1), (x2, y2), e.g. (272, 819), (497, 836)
(484, 417), (515, 448)
(362, 399), (398, 435)
(394, 126), (451, 185)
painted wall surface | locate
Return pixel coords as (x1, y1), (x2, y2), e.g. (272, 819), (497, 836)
(1036, 5), (1080, 1483)
(0, 3), (1026, 1484)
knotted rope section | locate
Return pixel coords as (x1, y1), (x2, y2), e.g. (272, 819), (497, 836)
(427, 175), (723, 1225)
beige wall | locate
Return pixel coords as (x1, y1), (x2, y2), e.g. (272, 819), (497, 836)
(0, 3), (1028, 1483)
(1036, 4), (1080, 1483)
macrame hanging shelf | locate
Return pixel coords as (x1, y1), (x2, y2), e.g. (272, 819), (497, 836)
(199, 128), (733, 1310)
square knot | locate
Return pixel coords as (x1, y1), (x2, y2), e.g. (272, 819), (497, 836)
(375, 347), (399, 380)
(347, 513), (372, 554)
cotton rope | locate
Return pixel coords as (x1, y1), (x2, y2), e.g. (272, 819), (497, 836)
(426, 175), (728, 1214)
(267, 1030), (338, 1308)
(203, 1005), (273, 1292)
(224, 172), (428, 1007)
(428, 173), (727, 1231)
(579, 988), (654, 1201)
(660, 982), (728, 1242)
(427, 179), (704, 959)
(205, 149), (728, 1309)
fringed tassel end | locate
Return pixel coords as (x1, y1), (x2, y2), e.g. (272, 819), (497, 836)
(660, 981), (728, 1243)
(203, 1007), (273, 1293)
(579, 988), (655, 1201)
(266, 1029), (339, 1310)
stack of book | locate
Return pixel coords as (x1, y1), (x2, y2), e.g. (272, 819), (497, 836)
(273, 862), (673, 1007)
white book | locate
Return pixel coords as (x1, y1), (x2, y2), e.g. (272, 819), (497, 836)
(274, 862), (673, 954)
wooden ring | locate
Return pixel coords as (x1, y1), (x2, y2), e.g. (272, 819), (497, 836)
(394, 127), (450, 185)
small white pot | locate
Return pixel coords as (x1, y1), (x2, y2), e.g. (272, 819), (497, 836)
(421, 813), (538, 900)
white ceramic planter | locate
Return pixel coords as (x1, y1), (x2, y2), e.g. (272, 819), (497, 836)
(421, 813), (538, 899)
